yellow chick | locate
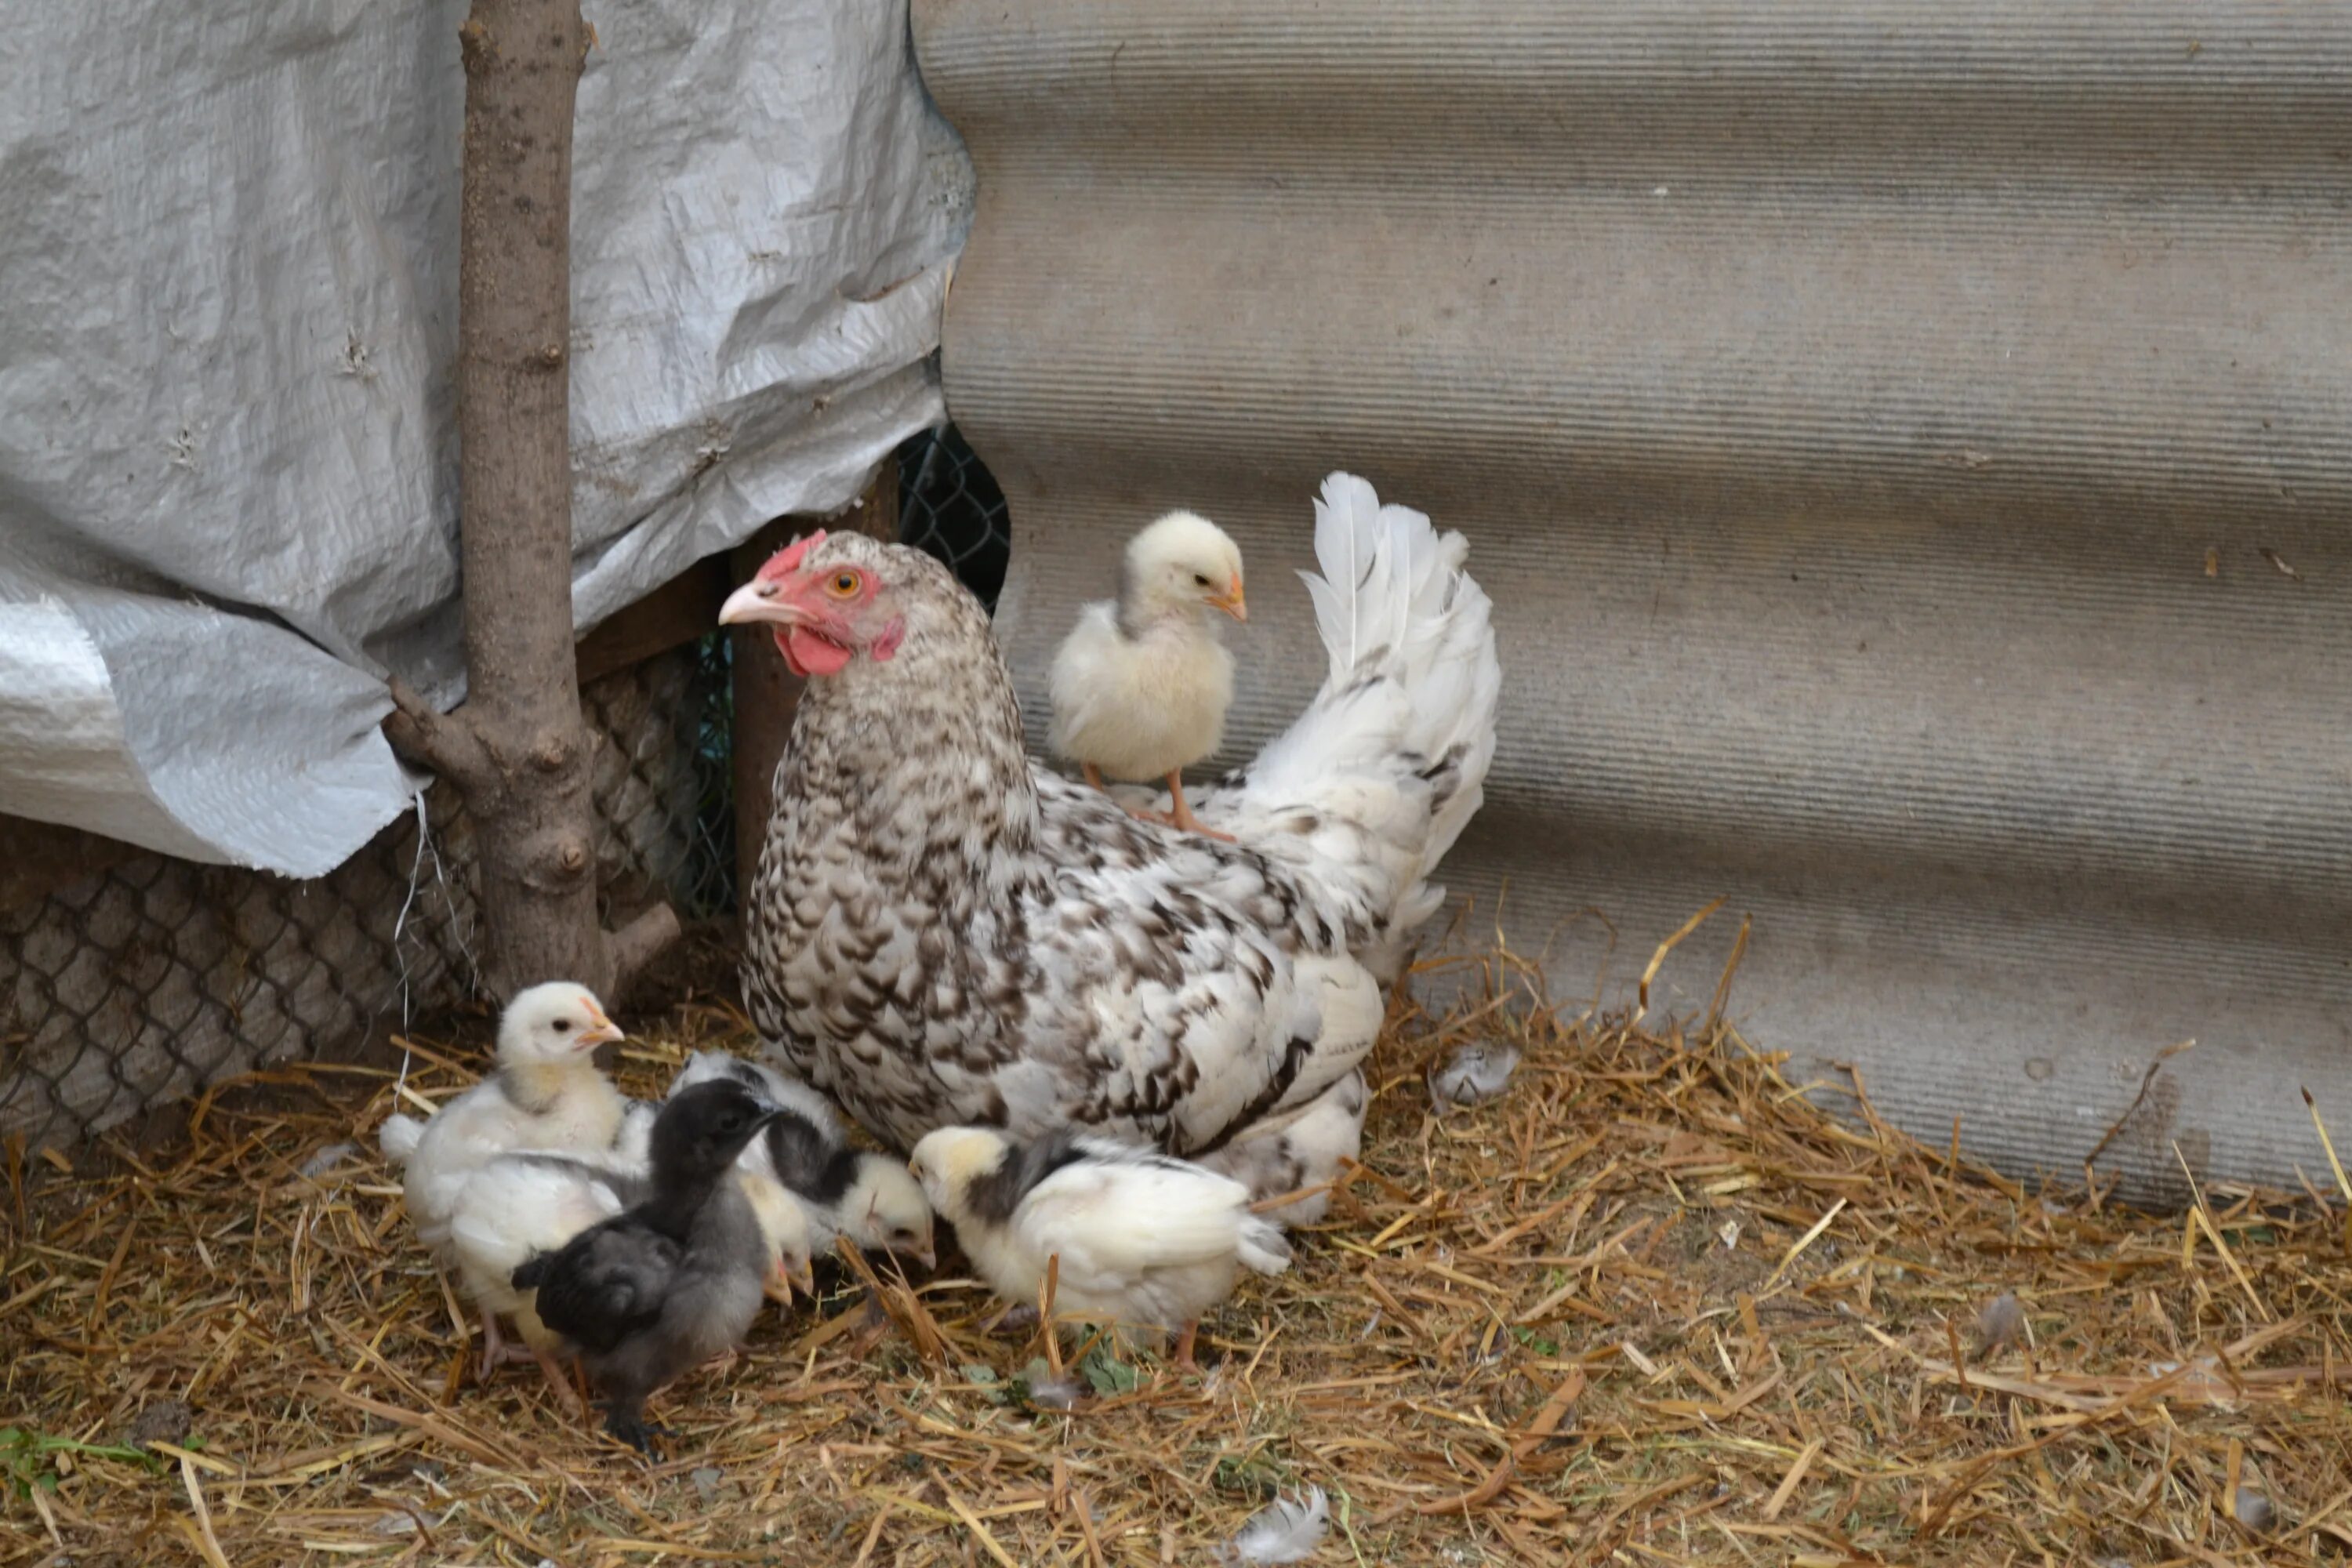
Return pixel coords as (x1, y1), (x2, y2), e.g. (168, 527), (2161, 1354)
(379, 982), (626, 1373)
(908, 1127), (1290, 1370)
(1047, 510), (1247, 839)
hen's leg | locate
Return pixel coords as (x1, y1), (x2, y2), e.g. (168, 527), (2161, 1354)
(1163, 775), (1235, 843)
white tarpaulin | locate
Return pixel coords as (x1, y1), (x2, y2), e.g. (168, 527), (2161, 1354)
(0, 0), (970, 877)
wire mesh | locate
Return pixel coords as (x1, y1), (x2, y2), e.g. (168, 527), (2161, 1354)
(896, 422), (1011, 612)
(0, 648), (724, 1152)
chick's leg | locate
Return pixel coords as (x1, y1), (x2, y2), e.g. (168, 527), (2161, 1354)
(1162, 775), (1235, 843)
(1171, 1321), (1201, 1372)
(532, 1346), (586, 1421)
(476, 1309), (504, 1381)
(1083, 762), (1109, 793)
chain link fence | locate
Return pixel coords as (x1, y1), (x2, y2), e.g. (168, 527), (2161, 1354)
(1, 426), (1013, 1153)
(0, 648), (730, 1151)
(897, 422), (1011, 613)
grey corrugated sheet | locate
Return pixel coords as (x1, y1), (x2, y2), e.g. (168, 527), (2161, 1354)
(913, 0), (2352, 1202)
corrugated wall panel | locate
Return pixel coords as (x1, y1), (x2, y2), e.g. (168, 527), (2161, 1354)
(913, 0), (2352, 1200)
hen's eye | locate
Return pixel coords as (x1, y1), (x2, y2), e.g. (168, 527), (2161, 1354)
(826, 571), (862, 599)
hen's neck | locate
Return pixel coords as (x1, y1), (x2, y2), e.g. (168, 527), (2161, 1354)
(777, 630), (1042, 891)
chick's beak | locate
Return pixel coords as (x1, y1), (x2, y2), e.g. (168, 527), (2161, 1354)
(576, 1013), (624, 1049)
(718, 577), (809, 628)
(764, 1263), (794, 1306)
(790, 1258), (818, 1297)
(1211, 576), (1247, 622)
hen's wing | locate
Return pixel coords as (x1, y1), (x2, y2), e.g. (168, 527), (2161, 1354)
(958, 788), (1380, 1156)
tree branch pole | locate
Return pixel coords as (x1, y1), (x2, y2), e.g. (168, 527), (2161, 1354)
(385, 0), (677, 1002)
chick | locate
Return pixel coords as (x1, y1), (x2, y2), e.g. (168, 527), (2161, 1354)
(380, 982), (626, 1375)
(510, 1078), (789, 1454)
(446, 1153), (634, 1415)
(445, 1142), (811, 1418)
(908, 1127), (1291, 1370)
(1047, 510), (1247, 840)
(673, 1051), (935, 1269)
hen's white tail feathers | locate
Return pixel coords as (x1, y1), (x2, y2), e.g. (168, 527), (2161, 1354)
(379, 1112), (425, 1164)
(1220, 472), (1501, 970)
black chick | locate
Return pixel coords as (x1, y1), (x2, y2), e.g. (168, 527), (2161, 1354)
(511, 1078), (783, 1454)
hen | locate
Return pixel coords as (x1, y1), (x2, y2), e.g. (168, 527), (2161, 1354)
(719, 471), (1499, 1203)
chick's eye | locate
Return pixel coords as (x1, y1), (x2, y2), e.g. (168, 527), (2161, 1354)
(826, 570), (862, 599)
(1192, 573), (1211, 586)
(552, 1019), (572, 1033)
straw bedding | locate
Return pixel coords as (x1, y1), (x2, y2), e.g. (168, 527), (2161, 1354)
(5, 943), (2347, 1566)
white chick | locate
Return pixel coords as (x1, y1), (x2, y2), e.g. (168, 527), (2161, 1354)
(446, 1153), (815, 1416)
(1047, 510), (1247, 840)
(908, 1127), (1291, 1369)
(445, 1153), (631, 1414)
(380, 982), (626, 1374)
(673, 1050), (935, 1269)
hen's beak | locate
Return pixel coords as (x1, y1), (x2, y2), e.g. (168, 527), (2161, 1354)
(719, 578), (809, 628)
(1210, 577), (1247, 622)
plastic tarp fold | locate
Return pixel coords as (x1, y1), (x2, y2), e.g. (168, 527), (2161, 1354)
(0, 0), (971, 877)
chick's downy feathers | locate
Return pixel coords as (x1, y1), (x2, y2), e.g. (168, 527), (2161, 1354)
(910, 1127), (1289, 1338)
(1048, 509), (1245, 786)
(671, 1050), (933, 1266)
(386, 982), (627, 1265)
(513, 1079), (787, 1454)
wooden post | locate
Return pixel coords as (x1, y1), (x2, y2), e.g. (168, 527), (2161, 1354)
(383, 0), (677, 1003)
(730, 459), (901, 906)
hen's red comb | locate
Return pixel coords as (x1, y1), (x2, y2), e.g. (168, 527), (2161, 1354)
(764, 528), (829, 578)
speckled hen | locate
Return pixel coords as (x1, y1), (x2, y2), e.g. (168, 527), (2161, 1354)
(717, 471), (1500, 1207)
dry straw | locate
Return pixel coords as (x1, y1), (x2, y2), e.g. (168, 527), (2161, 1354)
(4, 932), (2347, 1565)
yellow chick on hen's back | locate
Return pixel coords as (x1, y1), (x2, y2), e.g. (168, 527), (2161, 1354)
(1047, 510), (1247, 840)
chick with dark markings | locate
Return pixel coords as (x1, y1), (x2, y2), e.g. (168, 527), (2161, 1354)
(672, 1050), (935, 1269)
(909, 1126), (1291, 1371)
(510, 1079), (787, 1454)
